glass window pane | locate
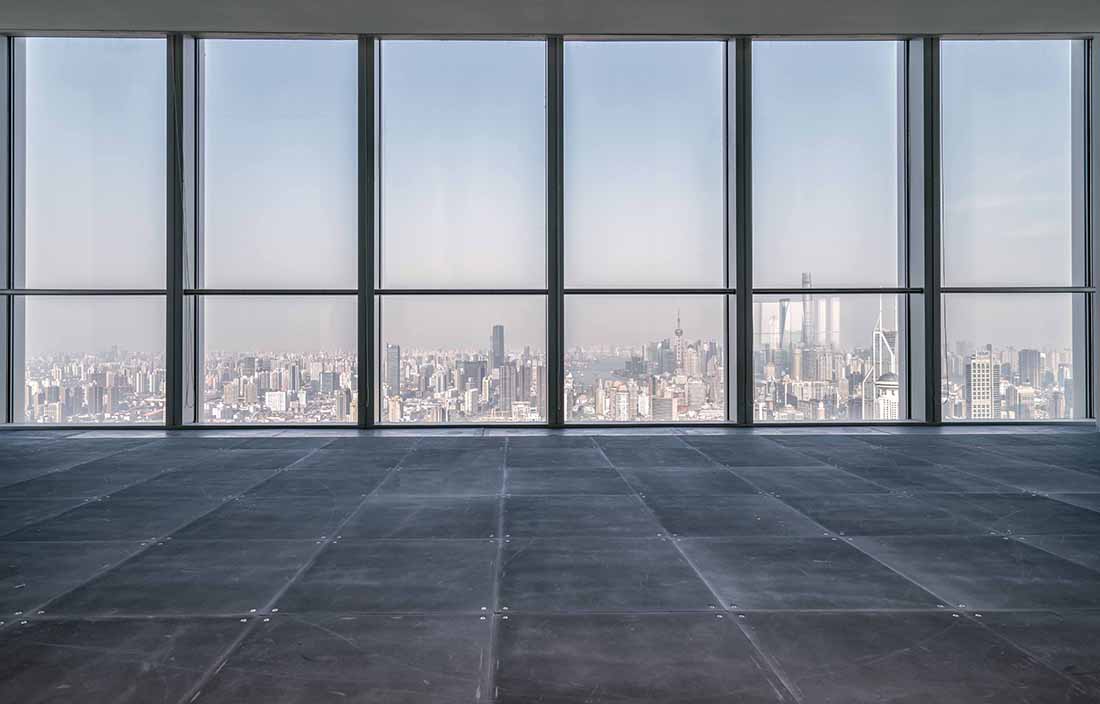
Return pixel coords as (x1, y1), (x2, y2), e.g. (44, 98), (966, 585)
(753, 293), (906, 422)
(380, 41), (546, 289)
(941, 40), (1082, 286)
(378, 296), (546, 423)
(20, 38), (166, 289)
(752, 41), (901, 288)
(200, 296), (357, 423)
(565, 295), (726, 422)
(201, 40), (358, 289)
(17, 296), (166, 424)
(565, 41), (725, 288)
(941, 294), (1084, 420)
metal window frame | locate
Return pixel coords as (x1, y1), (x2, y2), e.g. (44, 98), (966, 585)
(0, 32), (1096, 430)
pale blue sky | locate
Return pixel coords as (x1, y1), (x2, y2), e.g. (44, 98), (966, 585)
(19, 37), (1081, 356)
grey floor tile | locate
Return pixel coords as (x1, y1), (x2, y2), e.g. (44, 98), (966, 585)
(954, 464), (1100, 493)
(983, 610), (1100, 698)
(838, 464), (1010, 493)
(601, 444), (718, 469)
(0, 464), (168, 499)
(288, 448), (409, 471)
(173, 495), (363, 540)
(679, 537), (941, 610)
(0, 541), (140, 615)
(235, 436), (336, 450)
(277, 539), (496, 613)
(854, 535), (1100, 609)
(401, 447), (505, 469)
(188, 449), (315, 472)
(685, 438), (827, 467)
(108, 468), (278, 500)
(48, 539), (316, 616)
(341, 496), (499, 539)
(505, 468), (631, 495)
(506, 447), (610, 468)
(198, 613), (489, 703)
(503, 496), (662, 537)
(322, 437), (419, 453)
(0, 618), (248, 704)
(374, 468), (503, 497)
(733, 467), (890, 496)
(780, 494), (989, 536)
(496, 613), (791, 703)
(742, 612), (1092, 704)
(619, 467), (758, 495)
(918, 493), (1100, 535)
(243, 468), (391, 498)
(642, 495), (827, 537)
(506, 436), (596, 449)
(500, 537), (716, 612)
(3, 497), (222, 541)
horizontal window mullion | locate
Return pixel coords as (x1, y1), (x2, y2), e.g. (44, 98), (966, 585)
(376, 289), (548, 296)
(184, 289), (358, 296)
(940, 286), (1094, 294)
(565, 288), (732, 295)
(3, 289), (168, 296)
(752, 287), (921, 295)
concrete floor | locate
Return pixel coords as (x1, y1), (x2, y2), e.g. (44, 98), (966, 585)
(0, 427), (1098, 702)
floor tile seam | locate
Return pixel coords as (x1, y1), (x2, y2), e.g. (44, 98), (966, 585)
(0, 492), (259, 630)
(482, 440), (509, 704)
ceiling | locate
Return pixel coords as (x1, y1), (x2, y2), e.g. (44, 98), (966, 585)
(0, 0), (1097, 36)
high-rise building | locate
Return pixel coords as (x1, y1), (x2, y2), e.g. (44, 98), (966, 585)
(965, 345), (1001, 420)
(384, 344), (401, 396)
(491, 325), (505, 369)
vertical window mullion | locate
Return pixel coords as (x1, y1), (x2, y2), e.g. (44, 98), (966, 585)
(548, 36), (564, 427)
(1090, 35), (1100, 423)
(922, 37), (943, 424)
(358, 35), (374, 429)
(733, 37), (753, 425)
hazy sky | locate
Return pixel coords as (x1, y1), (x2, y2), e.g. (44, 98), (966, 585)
(22, 38), (165, 289)
(941, 40), (1077, 287)
(15, 37), (1082, 358)
(381, 41), (546, 290)
(565, 41), (725, 288)
(202, 39), (358, 289)
(752, 41), (900, 288)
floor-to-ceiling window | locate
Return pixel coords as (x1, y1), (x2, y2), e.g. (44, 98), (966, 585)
(0, 34), (1093, 428)
(940, 40), (1088, 421)
(376, 40), (548, 424)
(751, 40), (911, 422)
(563, 41), (728, 423)
(193, 39), (359, 424)
(10, 37), (167, 424)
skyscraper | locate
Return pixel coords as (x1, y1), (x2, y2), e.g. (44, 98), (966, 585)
(491, 325), (505, 369)
(965, 345), (1001, 420)
(385, 344), (401, 396)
